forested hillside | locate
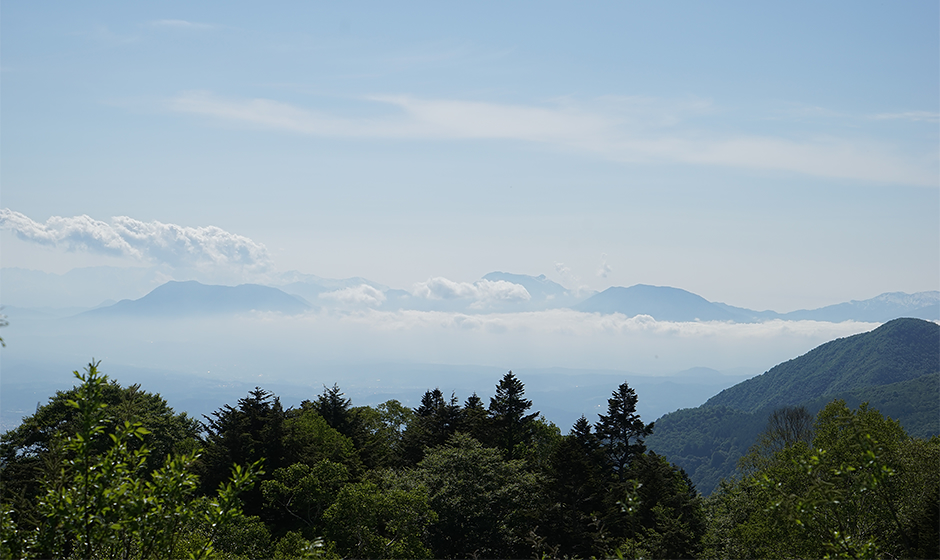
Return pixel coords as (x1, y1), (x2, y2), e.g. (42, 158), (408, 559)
(646, 318), (940, 496)
(704, 318), (939, 412)
(2, 357), (937, 559)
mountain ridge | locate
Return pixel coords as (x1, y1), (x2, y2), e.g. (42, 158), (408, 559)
(4, 265), (937, 323)
(77, 280), (313, 318)
(703, 317), (940, 412)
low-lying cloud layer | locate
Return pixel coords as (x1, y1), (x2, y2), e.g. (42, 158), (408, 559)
(244, 309), (881, 374)
(0, 209), (272, 274)
(22, 304), (879, 377)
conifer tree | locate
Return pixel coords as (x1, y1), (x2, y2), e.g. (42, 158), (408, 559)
(596, 382), (654, 481)
(489, 371), (539, 460)
(310, 384), (353, 437)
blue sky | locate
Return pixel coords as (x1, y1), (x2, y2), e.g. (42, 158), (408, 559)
(2, 1), (938, 311)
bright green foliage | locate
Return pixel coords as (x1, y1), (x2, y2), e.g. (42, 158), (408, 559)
(2, 362), (261, 559)
(765, 401), (938, 558)
(323, 481), (436, 559)
(704, 400), (940, 559)
(0, 373), (201, 533)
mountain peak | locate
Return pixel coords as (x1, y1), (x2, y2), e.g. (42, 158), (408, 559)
(574, 284), (736, 322)
(79, 280), (312, 317)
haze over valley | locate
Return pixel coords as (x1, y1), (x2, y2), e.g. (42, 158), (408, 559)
(2, 259), (936, 432)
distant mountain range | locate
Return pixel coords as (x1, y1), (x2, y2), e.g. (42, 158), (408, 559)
(70, 277), (940, 322)
(575, 284), (939, 323)
(3, 265), (937, 323)
(78, 280), (312, 317)
(645, 318), (940, 495)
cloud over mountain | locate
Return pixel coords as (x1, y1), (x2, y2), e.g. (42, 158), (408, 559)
(320, 284), (387, 306)
(412, 277), (531, 308)
(0, 209), (272, 274)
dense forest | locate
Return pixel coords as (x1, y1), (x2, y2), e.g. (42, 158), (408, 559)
(1, 360), (937, 559)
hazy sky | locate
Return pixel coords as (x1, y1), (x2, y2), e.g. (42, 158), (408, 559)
(2, 1), (938, 312)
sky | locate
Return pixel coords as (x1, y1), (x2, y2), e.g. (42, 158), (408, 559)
(2, 1), (938, 312)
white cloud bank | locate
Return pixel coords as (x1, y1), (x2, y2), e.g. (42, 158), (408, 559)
(319, 284), (386, 306)
(0, 208), (272, 274)
(239, 308), (882, 373)
(168, 91), (938, 186)
(413, 277), (530, 308)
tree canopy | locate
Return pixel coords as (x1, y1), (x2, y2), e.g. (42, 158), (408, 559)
(2, 363), (936, 559)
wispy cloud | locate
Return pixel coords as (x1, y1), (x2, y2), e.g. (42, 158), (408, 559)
(596, 254), (612, 278)
(871, 111), (940, 123)
(149, 19), (216, 30)
(0, 209), (271, 274)
(166, 91), (938, 186)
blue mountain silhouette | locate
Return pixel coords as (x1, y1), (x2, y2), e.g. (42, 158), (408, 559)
(79, 280), (312, 317)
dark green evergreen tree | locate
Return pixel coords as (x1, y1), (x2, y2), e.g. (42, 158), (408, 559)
(489, 371), (539, 460)
(309, 384), (353, 438)
(401, 389), (463, 464)
(597, 381), (654, 481)
(617, 452), (705, 559)
(198, 387), (286, 518)
(461, 392), (491, 445)
(539, 416), (611, 558)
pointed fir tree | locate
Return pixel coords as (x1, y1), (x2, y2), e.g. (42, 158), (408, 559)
(309, 384), (353, 437)
(488, 371), (539, 460)
(596, 382), (653, 482)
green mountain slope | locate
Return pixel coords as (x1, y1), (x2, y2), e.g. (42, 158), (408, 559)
(703, 318), (939, 413)
(801, 372), (939, 439)
(647, 318), (940, 496)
